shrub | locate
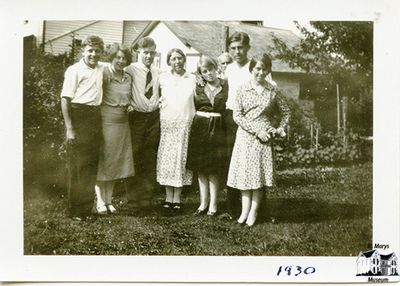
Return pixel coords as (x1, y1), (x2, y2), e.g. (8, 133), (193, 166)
(23, 51), (72, 190)
(274, 130), (372, 170)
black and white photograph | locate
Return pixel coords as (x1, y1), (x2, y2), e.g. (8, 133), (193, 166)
(0, 0), (399, 284)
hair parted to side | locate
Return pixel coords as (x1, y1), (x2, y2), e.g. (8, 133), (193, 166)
(104, 43), (132, 64)
(228, 31), (250, 47)
(166, 48), (186, 66)
(82, 35), (104, 50)
(197, 55), (218, 74)
(249, 53), (272, 74)
(132, 36), (156, 51)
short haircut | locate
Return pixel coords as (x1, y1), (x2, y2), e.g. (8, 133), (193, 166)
(105, 43), (132, 65)
(134, 36), (156, 51)
(197, 55), (218, 74)
(166, 48), (186, 66)
(249, 53), (272, 74)
(218, 52), (233, 64)
(82, 35), (104, 50)
(228, 31), (250, 47)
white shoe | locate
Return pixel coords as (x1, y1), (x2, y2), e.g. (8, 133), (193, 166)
(96, 205), (108, 215)
(107, 204), (117, 214)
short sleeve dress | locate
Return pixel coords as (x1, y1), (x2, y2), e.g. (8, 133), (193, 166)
(186, 79), (229, 177)
(157, 71), (196, 187)
(227, 80), (290, 190)
(96, 66), (135, 181)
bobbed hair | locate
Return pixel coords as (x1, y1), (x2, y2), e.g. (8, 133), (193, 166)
(217, 52), (233, 64)
(104, 43), (132, 65)
(249, 53), (272, 74)
(196, 55), (218, 74)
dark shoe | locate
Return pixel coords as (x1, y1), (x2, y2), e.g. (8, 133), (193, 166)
(207, 211), (217, 217)
(162, 202), (172, 209)
(193, 209), (207, 216)
(172, 203), (182, 212)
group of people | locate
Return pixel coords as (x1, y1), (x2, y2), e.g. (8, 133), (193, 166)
(61, 31), (290, 227)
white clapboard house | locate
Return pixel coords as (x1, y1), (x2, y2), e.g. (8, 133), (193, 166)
(357, 249), (398, 276)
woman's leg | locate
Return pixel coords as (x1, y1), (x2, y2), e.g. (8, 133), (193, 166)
(246, 188), (263, 226)
(208, 174), (219, 213)
(105, 181), (116, 213)
(197, 173), (209, 211)
(94, 182), (107, 214)
(237, 190), (251, 223)
(165, 186), (174, 204)
(173, 187), (182, 204)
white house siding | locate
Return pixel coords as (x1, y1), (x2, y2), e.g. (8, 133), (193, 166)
(123, 21), (150, 47)
(44, 21), (124, 55)
(146, 23), (201, 72)
(273, 73), (300, 101)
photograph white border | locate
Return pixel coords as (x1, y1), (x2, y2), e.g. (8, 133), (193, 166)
(0, 0), (399, 283)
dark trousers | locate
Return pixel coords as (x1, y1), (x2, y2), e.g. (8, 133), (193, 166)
(225, 109), (241, 217)
(127, 110), (160, 206)
(66, 104), (101, 217)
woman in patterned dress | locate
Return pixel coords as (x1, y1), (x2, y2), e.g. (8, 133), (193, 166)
(157, 48), (196, 213)
(187, 56), (229, 216)
(227, 54), (290, 226)
(94, 44), (135, 215)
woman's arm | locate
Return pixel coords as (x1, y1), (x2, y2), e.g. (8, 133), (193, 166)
(233, 87), (272, 137)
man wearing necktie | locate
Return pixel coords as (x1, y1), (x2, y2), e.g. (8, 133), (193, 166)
(125, 37), (161, 212)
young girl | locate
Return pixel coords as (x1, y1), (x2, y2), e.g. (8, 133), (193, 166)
(157, 48), (196, 213)
(227, 54), (290, 226)
(187, 56), (228, 216)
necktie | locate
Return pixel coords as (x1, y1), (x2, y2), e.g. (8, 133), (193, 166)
(145, 70), (153, 99)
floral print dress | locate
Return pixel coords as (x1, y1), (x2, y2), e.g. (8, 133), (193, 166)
(227, 80), (290, 190)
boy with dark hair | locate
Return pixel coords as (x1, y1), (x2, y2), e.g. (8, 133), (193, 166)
(60, 35), (105, 221)
(125, 37), (161, 212)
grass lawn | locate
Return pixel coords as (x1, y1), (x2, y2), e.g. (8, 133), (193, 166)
(24, 163), (372, 256)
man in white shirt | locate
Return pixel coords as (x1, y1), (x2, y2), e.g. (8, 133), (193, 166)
(60, 35), (104, 221)
(125, 37), (161, 212)
(223, 32), (253, 220)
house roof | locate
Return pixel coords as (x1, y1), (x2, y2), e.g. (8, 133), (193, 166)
(139, 21), (303, 73)
(381, 253), (396, 260)
(361, 249), (377, 258)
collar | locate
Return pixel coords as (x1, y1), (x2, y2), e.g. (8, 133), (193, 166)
(169, 69), (192, 79)
(79, 58), (98, 70)
(135, 61), (152, 72)
(244, 79), (275, 92)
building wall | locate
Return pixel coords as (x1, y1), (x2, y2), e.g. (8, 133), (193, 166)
(273, 73), (300, 100)
(147, 23), (201, 72)
(123, 21), (150, 47)
(44, 21), (124, 55)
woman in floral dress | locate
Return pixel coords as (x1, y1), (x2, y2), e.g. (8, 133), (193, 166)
(157, 48), (196, 213)
(227, 54), (290, 226)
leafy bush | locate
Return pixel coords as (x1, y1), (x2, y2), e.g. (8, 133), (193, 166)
(23, 51), (72, 189)
(274, 130), (372, 170)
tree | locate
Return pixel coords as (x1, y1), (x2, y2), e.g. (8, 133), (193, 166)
(273, 21), (373, 135)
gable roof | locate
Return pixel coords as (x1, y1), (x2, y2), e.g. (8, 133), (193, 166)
(137, 21), (303, 73)
(361, 249), (378, 258)
(381, 253), (396, 260)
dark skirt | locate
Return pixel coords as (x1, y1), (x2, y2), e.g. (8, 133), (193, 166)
(187, 112), (229, 176)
